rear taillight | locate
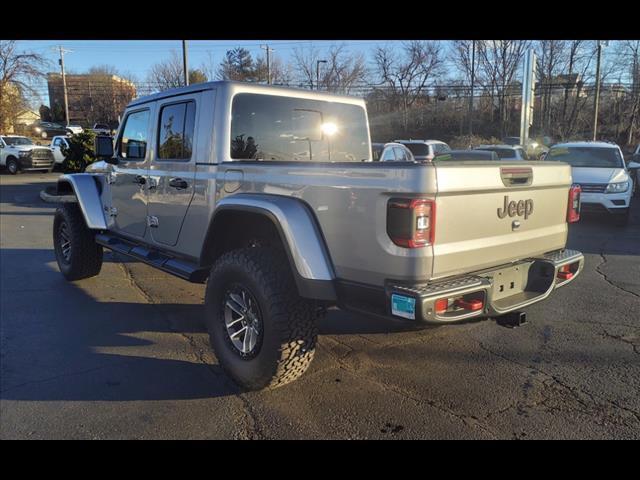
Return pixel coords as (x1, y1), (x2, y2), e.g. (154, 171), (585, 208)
(387, 198), (435, 248)
(567, 184), (581, 223)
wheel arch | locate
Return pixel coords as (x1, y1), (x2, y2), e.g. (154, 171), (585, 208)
(57, 174), (107, 230)
(200, 194), (337, 301)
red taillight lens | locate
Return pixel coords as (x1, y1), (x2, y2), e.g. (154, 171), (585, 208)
(387, 198), (436, 248)
(567, 184), (581, 223)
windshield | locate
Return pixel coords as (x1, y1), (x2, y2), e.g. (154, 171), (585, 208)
(2, 136), (33, 146)
(402, 143), (429, 156)
(546, 146), (623, 168)
(476, 148), (516, 159)
(231, 93), (370, 162)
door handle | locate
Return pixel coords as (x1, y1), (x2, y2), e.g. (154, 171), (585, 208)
(169, 177), (188, 189)
(133, 175), (146, 185)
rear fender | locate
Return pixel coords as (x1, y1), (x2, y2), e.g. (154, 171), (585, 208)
(202, 194), (337, 301)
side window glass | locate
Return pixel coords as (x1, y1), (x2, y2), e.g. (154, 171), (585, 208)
(394, 147), (407, 161)
(381, 147), (396, 161)
(118, 110), (150, 160)
(158, 101), (196, 160)
(53, 138), (61, 147)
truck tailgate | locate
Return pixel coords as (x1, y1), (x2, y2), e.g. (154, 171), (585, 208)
(432, 162), (572, 279)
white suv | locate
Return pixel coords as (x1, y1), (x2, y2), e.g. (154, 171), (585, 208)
(546, 141), (632, 225)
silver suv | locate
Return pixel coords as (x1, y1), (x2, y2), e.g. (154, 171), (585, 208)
(394, 139), (451, 162)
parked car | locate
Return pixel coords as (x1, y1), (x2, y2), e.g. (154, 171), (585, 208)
(503, 136), (549, 160)
(546, 141), (632, 225)
(433, 150), (499, 161)
(50, 135), (70, 166)
(0, 135), (54, 174)
(32, 121), (72, 139)
(394, 139), (451, 162)
(91, 123), (114, 136)
(372, 142), (415, 162)
(51, 81), (583, 390)
(66, 125), (84, 135)
(628, 144), (640, 196)
(474, 145), (529, 161)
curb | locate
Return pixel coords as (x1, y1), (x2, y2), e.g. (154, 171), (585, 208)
(40, 189), (77, 204)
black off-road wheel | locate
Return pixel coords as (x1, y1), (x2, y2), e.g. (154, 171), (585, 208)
(205, 247), (318, 390)
(53, 203), (103, 280)
(6, 158), (19, 175)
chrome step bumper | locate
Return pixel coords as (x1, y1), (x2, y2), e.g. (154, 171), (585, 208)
(388, 249), (584, 323)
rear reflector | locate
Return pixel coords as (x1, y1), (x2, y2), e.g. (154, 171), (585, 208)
(557, 264), (574, 280)
(434, 298), (449, 314)
(454, 298), (484, 311)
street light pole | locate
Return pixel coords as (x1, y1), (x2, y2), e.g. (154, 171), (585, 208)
(593, 40), (604, 141)
(182, 40), (189, 86)
(316, 60), (327, 90)
(469, 40), (475, 135)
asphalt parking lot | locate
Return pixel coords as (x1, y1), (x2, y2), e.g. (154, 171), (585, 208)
(1, 172), (638, 439)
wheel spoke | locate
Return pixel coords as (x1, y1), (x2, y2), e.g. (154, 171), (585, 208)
(225, 314), (244, 328)
(229, 326), (248, 340)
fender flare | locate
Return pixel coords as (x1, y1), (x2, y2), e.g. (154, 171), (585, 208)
(202, 194), (337, 301)
(57, 174), (107, 230)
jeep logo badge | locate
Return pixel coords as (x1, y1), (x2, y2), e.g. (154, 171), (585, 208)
(497, 196), (534, 220)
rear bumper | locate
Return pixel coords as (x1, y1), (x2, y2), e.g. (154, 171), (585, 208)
(386, 248), (584, 323)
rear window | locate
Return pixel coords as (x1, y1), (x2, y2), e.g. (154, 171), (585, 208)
(230, 93), (370, 162)
(402, 143), (429, 156)
(546, 146), (623, 168)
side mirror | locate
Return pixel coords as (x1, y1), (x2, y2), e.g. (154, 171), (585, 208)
(95, 135), (117, 164)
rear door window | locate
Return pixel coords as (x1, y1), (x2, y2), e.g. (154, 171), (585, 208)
(157, 101), (196, 161)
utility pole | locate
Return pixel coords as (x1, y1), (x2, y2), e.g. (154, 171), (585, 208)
(520, 49), (536, 146)
(260, 44), (275, 84)
(592, 40), (606, 141)
(54, 46), (72, 126)
(469, 40), (475, 135)
(182, 40), (189, 86)
(316, 59), (327, 90)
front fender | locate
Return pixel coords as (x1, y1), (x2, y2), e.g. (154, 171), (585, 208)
(57, 174), (107, 230)
(208, 194), (337, 301)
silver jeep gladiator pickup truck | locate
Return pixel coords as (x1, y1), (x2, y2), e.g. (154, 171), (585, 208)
(52, 81), (584, 390)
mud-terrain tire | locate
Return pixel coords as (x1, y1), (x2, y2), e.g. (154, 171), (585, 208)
(53, 203), (103, 280)
(205, 247), (318, 390)
(6, 157), (19, 175)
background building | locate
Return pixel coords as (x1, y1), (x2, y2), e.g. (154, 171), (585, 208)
(47, 73), (136, 127)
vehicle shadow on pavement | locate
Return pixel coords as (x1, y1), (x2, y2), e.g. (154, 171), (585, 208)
(0, 248), (243, 402)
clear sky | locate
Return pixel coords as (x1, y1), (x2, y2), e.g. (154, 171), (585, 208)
(17, 40), (399, 97)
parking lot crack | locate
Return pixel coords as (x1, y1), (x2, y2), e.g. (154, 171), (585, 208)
(595, 246), (640, 299)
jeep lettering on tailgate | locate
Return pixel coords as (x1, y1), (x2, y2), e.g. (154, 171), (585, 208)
(497, 196), (534, 220)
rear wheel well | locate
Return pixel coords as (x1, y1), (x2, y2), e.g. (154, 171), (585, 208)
(57, 180), (74, 195)
(201, 210), (286, 270)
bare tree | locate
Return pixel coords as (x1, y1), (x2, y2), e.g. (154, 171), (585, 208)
(536, 40), (568, 133)
(373, 40), (445, 131)
(293, 44), (367, 93)
(0, 41), (49, 131)
(476, 40), (531, 137)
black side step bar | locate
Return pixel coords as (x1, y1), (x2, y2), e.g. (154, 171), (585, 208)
(95, 233), (209, 283)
